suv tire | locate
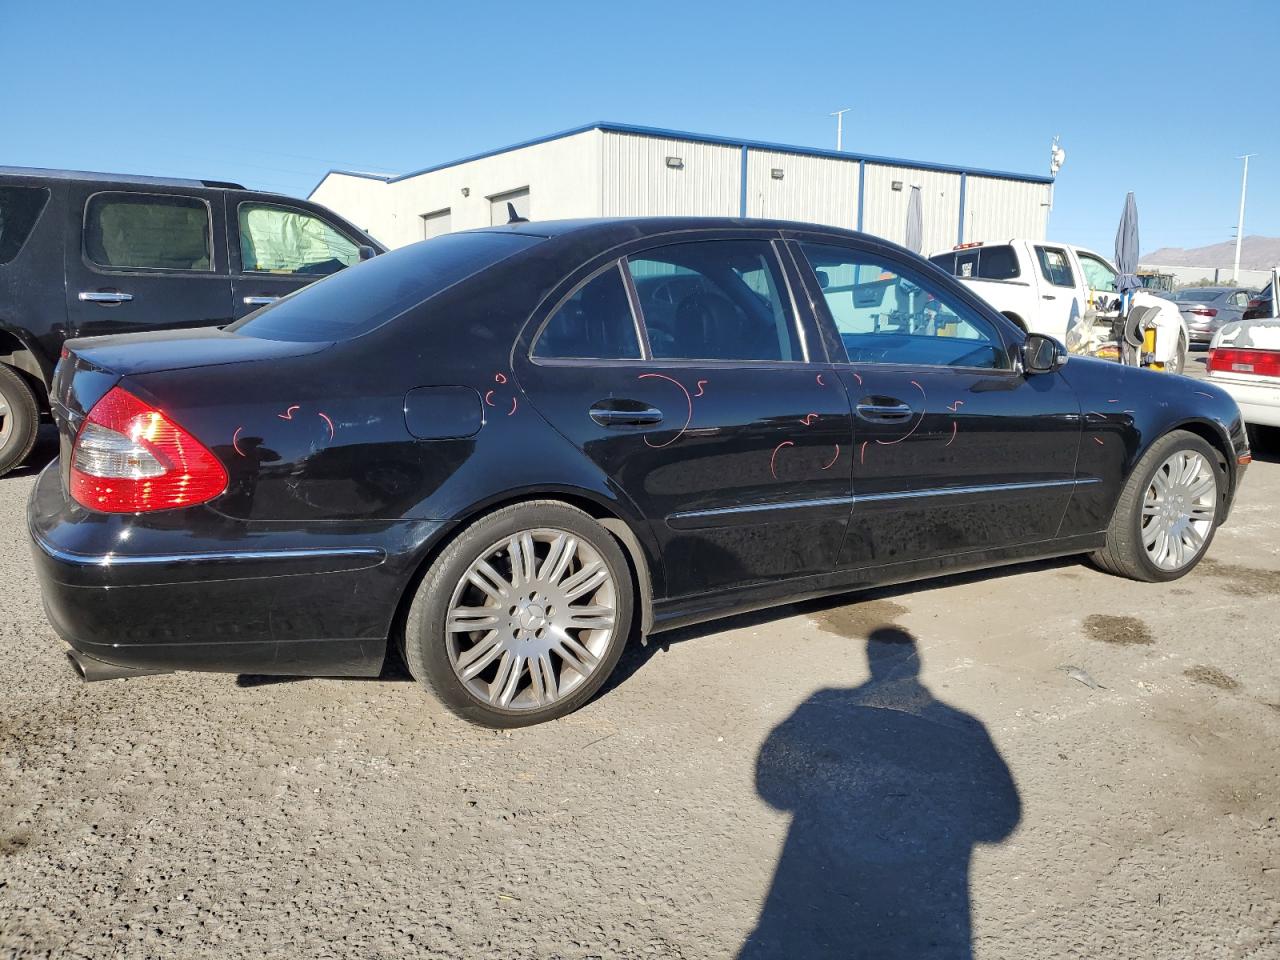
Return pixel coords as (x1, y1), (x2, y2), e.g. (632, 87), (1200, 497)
(0, 365), (40, 477)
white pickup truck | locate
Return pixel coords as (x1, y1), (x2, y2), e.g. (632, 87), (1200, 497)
(928, 239), (1188, 373)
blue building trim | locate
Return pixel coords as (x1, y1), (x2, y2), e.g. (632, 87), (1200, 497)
(309, 120), (1053, 198)
(957, 172), (968, 245)
(856, 161), (866, 232)
(739, 145), (749, 217)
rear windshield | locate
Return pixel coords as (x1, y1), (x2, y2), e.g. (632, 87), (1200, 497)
(229, 231), (542, 342)
(0, 185), (50, 265)
(928, 244), (1020, 281)
(1174, 288), (1222, 301)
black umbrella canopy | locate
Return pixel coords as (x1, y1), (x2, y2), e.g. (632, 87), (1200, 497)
(1114, 192), (1142, 295)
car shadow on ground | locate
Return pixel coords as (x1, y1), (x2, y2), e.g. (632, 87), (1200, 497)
(736, 626), (1022, 959)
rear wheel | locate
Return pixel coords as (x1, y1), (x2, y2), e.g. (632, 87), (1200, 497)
(1170, 331), (1187, 375)
(1091, 430), (1221, 581)
(0, 365), (39, 478)
(403, 501), (634, 727)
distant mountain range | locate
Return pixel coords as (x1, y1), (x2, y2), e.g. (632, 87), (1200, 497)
(1142, 235), (1280, 269)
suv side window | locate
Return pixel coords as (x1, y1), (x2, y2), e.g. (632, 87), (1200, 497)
(0, 186), (50, 265)
(534, 264), (643, 360)
(85, 193), (212, 271)
(1230, 291), (1249, 308)
(625, 240), (802, 362)
(800, 242), (1010, 370)
(1034, 246), (1075, 287)
(1077, 252), (1118, 294)
(238, 202), (360, 277)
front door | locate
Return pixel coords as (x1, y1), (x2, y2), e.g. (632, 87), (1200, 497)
(515, 236), (854, 600)
(790, 238), (1082, 571)
(1031, 244), (1083, 341)
(63, 185), (233, 340)
(228, 194), (364, 320)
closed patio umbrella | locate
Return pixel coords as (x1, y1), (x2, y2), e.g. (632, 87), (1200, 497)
(1114, 192), (1142, 297)
(904, 186), (923, 254)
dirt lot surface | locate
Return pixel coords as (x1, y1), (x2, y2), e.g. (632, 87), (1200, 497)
(3, 418), (1279, 959)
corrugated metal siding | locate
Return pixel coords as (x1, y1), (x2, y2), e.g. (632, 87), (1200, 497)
(601, 132), (739, 217)
(860, 165), (961, 254)
(963, 176), (1050, 246)
(745, 150), (858, 228)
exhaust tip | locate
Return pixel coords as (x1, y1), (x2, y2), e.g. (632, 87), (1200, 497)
(65, 647), (173, 683)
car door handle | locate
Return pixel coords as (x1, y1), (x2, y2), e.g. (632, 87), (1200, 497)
(855, 401), (914, 422)
(589, 402), (663, 426)
(78, 291), (133, 304)
(243, 296), (280, 306)
(1042, 294), (1056, 300)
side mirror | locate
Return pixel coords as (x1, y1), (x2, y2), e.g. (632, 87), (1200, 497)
(358, 244), (378, 261)
(1022, 333), (1067, 374)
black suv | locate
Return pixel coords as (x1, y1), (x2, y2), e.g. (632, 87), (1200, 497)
(0, 167), (383, 476)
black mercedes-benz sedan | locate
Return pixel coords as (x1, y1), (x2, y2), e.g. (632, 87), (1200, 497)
(29, 218), (1251, 727)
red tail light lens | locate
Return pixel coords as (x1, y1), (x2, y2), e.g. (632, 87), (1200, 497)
(1208, 348), (1280, 378)
(70, 387), (227, 513)
(1189, 307), (1218, 318)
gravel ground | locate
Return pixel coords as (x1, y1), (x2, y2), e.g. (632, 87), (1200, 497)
(2, 419), (1279, 960)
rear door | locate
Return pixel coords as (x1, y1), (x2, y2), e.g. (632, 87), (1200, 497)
(514, 233), (854, 600)
(63, 184), (233, 339)
(789, 236), (1082, 571)
(228, 194), (366, 319)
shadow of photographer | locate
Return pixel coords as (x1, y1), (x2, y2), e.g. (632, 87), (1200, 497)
(740, 626), (1021, 959)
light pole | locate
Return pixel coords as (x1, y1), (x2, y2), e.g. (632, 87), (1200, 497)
(829, 108), (851, 151)
(1233, 154), (1256, 282)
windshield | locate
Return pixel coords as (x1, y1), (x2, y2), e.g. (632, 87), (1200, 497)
(229, 231), (542, 342)
(1174, 289), (1222, 302)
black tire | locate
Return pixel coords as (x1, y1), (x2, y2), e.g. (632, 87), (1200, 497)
(1170, 331), (1187, 375)
(1091, 430), (1222, 582)
(403, 500), (634, 728)
(0, 364), (40, 478)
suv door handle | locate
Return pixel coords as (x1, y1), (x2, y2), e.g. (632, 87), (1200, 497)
(243, 296), (280, 306)
(589, 401), (663, 426)
(1042, 294), (1057, 300)
(855, 400), (914, 422)
(78, 291), (133, 304)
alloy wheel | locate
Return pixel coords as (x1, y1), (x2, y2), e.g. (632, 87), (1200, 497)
(445, 528), (618, 710)
(0, 394), (11, 451)
(1141, 450), (1216, 571)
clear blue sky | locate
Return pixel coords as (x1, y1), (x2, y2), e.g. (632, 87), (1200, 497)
(8, 0), (1275, 257)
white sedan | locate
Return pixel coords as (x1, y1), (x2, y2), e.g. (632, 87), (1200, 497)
(1206, 318), (1280, 430)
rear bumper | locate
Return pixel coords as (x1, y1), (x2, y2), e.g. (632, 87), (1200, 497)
(1206, 374), (1280, 428)
(27, 461), (451, 677)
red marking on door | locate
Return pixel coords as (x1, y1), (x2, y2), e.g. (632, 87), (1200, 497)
(859, 440), (869, 464)
(484, 390), (496, 407)
(507, 397), (519, 416)
(946, 400), (964, 412)
(1093, 436), (1105, 445)
(638, 373), (693, 448)
(815, 374), (826, 387)
(875, 379), (928, 446)
(494, 372), (508, 384)
(851, 372), (863, 385)
(318, 412), (335, 440)
(232, 427), (246, 457)
(769, 441), (794, 480)
(800, 413), (819, 426)
(694, 380), (708, 397)
(277, 405), (300, 421)
(820, 445), (841, 470)
(945, 422), (958, 447)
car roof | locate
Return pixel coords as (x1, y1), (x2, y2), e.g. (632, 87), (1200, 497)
(471, 216), (868, 245)
(0, 164), (249, 191)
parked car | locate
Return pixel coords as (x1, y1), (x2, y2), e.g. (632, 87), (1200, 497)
(29, 218), (1249, 727)
(1206, 315), (1280, 437)
(1243, 281), (1274, 321)
(0, 167), (384, 477)
(928, 240), (1189, 372)
(1172, 286), (1255, 346)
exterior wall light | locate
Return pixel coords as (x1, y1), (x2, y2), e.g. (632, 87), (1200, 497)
(665, 156), (684, 169)
(461, 187), (470, 197)
(770, 168), (784, 180)
(891, 181), (903, 192)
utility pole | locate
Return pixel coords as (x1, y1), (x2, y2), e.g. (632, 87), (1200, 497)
(829, 108), (851, 151)
(1233, 154), (1256, 282)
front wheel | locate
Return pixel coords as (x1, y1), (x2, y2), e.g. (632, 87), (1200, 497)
(1091, 430), (1222, 581)
(403, 501), (634, 727)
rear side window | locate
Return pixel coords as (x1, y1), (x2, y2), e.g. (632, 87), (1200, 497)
(85, 193), (212, 271)
(0, 186), (50, 265)
(929, 244), (1020, 281)
(534, 265), (642, 360)
(229, 231), (541, 342)
(626, 240), (802, 362)
(1035, 246), (1075, 287)
(238, 202), (360, 277)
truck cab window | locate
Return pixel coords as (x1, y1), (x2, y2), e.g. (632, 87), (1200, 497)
(1035, 246), (1075, 287)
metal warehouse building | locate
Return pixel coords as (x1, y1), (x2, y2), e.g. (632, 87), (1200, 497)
(310, 122), (1053, 254)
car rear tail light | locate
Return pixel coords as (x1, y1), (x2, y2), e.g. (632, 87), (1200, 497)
(70, 387), (227, 513)
(1207, 348), (1280, 378)
(1189, 307), (1218, 318)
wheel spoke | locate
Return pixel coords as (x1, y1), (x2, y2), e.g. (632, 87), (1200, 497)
(1150, 469), (1170, 498)
(562, 562), (608, 602)
(1184, 525), (1205, 551)
(469, 560), (513, 602)
(537, 653), (558, 702)
(539, 533), (578, 585)
(507, 534), (537, 589)
(456, 630), (503, 679)
(553, 631), (600, 676)
(489, 651), (518, 705)
(447, 606), (501, 632)
(566, 604), (615, 630)
(1142, 519), (1162, 547)
(1186, 474), (1215, 499)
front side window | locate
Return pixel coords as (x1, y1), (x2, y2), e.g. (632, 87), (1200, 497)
(626, 240), (801, 362)
(1077, 252), (1117, 294)
(1035, 246), (1075, 287)
(801, 242), (1010, 369)
(85, 193), (211, 271)
(238, 203), (360, 276)
(0, 186), (50, 265)
(534, 264), (642, 360)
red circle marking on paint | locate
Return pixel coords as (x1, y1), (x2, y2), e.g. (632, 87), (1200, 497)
(318, 412), (335, 440)
(945, 422), (958, 447)
(875, 379), (927, 445)
(508, 397), (519, 416)
(638, 373), (692, 448)
(484, 389), (496, 407)
(821, 445), (841, 470)
(232, 427), (246, 457)
(800, 413), (819, 426)
(277, 404), (300, 421)
(769, 441), (794, 480)
(859, 440), (869, 464)
(494, 372), (508, 384)
(694, 379), (708, 397)
(816, 373), (826, 386)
